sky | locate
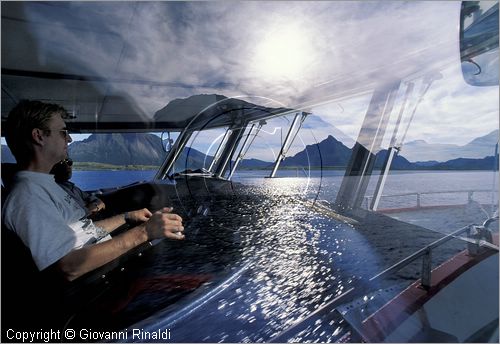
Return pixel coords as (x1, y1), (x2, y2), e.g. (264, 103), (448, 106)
(2, 1), (499, 161)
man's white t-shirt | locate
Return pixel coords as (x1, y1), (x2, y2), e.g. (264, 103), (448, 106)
(2, 171), (111, 271)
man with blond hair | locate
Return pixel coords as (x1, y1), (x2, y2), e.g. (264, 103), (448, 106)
(2, 100), (185, 281)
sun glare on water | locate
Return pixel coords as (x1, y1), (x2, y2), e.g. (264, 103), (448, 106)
(252, 24), (313, 81)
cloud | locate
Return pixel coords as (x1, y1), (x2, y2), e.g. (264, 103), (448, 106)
(16, 1), (498, 148)
(407, 64), (499, 145)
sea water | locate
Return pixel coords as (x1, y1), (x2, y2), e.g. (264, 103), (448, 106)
(72, 169), (498, 211)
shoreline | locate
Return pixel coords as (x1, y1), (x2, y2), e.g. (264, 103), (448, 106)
(72, 162), (498, 172)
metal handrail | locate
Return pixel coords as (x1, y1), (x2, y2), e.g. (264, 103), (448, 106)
(364, 189), (495, 210)
(369, 216), (499, 289)
(369, 225), (470, 289)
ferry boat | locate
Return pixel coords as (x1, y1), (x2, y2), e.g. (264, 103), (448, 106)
(1, 1), (498, 342)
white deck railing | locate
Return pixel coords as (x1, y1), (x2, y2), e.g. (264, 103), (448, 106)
(364, 189), (496, 211)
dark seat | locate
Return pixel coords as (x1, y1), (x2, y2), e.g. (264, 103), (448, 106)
(1, 162), (19, 206)
(1, 225), (73, 336)
(1, 162), (19, 189)
(2, 226), (44, 330)
(1, 164), (70, 336)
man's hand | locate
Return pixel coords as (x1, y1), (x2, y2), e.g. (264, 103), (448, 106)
(87, 199), (106, 214)
(145, 207), (184, 240)
(126, 208), (153, 223)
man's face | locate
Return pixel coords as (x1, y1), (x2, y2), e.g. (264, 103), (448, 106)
(44, 114), (72, 166)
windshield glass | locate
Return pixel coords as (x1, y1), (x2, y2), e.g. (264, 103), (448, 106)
(1, 1), (498, 343)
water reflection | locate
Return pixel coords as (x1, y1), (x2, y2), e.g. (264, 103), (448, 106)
(75, 178), (468, 342)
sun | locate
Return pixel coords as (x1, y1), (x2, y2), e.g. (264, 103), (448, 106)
(252, 24), (313, 81)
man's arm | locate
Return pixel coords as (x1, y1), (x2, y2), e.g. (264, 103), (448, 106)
(56, 224), (148, 281)
(94, 208), (153, 233)
(57, 208), (184, 281)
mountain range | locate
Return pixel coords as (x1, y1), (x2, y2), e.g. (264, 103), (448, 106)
(280, 135), (498, 170)
(68, 133), (166, 166)
(1, 130), (498, 171)
(401, 129), (498, 162)
(284, 133), (498, 170)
